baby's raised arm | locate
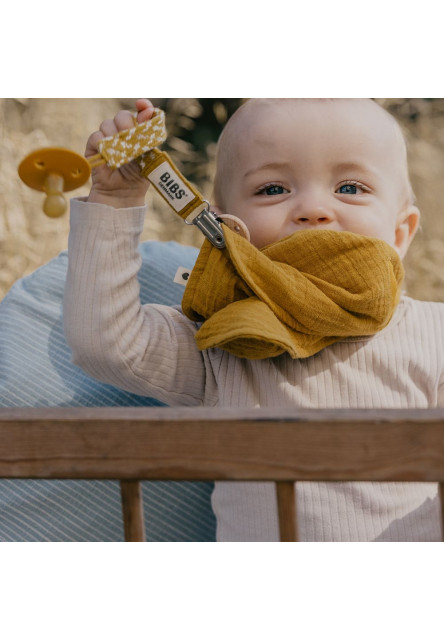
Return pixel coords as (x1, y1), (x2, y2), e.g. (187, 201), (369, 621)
(63, 100), (218, 407)
(86, 98), (154, 209)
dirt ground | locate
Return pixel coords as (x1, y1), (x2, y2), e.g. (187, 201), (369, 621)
(1, 98), (444, 302)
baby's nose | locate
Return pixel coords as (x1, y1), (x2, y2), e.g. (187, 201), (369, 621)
(297, 213), (332, 224)
(293, 193), (334, 225)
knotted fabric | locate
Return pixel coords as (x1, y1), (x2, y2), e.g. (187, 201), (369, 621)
(182, 227), (404, 359)
(97, 109), (167, 169)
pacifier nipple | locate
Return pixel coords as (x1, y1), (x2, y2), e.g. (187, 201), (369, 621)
(43, 173), (67, 217)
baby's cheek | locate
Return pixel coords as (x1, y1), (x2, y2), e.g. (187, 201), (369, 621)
(373, 221), (397, 245)
(351, 215), (395, 244)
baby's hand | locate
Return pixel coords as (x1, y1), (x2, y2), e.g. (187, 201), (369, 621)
(86, 98), (155, 208)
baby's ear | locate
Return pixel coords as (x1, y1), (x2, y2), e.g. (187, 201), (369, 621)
(394, 205), (420, 259)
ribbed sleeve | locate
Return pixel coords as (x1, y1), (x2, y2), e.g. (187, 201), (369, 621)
(64, 199), (218, 406)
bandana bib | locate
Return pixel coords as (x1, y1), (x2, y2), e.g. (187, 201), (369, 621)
(182, 227), (404, 359)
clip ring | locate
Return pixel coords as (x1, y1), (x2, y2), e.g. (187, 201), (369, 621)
(184, 200), (212, 226)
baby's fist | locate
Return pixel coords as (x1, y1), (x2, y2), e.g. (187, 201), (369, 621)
(86, 99), (155, 208)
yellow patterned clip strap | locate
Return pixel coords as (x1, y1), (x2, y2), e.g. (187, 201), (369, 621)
(97, 107), (207, 221)
(97, 108), (167, 169)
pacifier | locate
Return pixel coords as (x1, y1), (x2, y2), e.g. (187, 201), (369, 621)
(18, 147), (91, 218)
(17, 109), (227, 249)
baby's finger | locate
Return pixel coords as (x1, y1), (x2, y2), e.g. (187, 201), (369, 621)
(135, 98), (155, 123)
(85, 130), (105, 158)
(114, 110), (137, 133)
(100, 118), (118, 138)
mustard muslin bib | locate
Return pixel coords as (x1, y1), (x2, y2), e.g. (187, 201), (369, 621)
(182, 227), (404, 359)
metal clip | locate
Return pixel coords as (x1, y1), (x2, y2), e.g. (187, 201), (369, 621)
(190, 206), (226, 249)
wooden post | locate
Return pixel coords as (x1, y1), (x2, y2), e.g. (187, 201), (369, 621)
(439, 483), (444, 542)
(276, 481), (298, 542)
(120, 480), (146, 542)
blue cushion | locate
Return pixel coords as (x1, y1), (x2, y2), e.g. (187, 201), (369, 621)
(0, 241), (216, 541)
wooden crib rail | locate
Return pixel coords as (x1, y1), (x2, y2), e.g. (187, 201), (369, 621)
(1, 407), (444, 541)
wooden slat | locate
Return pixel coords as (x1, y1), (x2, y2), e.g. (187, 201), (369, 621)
(276, 481), (298, 541)
(120, 480), (146, 542)
(0, 407), (444, 482)
(1, 408), (444, 542)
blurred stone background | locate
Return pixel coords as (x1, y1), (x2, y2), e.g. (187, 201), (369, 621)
(1, 98), (443, 301)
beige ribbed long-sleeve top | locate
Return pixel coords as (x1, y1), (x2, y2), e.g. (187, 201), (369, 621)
(64, 200), (444, 541)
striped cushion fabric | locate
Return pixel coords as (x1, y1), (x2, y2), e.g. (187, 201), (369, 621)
(0, 241), (216, 541)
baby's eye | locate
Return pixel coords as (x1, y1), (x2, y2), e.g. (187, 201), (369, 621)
(256, 184), (288, 196)
(336, 181), (368, 195)
(338, 184), (358, 194)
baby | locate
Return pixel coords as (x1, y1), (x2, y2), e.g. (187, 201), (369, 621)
(64, 98), (444, 541)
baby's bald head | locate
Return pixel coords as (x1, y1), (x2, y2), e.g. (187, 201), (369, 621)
(213, 98), (414, 213)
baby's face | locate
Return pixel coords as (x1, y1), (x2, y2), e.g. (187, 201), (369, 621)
(215, 100), (419, 256)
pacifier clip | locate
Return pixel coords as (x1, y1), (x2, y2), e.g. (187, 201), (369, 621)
(19, 108), (226, 249)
